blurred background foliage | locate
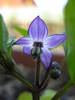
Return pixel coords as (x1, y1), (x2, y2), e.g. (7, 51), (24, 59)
(0, 0), (67, 38)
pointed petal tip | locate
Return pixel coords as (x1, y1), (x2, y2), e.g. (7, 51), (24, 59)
(32, 16), (42, 23)
(64, 34), (67, 40)
(60, 33), (67, 42)
(14, 37), (33, 45)
(45, 33), (67, 49)
(36, 16), (40, 18)
(35, 16), (41, 20)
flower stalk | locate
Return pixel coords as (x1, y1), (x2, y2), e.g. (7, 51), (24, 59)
(33, 49), (41, 100)
(40, 59), (52, 89)
(32, 91), (40, 100)
(35, 54), (40, 87)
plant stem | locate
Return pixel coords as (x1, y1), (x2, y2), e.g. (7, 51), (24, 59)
(51, 81), (74, 100)
(40, 77), (50, 91)
(35, 55), (40, 87)
(40, 60), (52, 89)
(12, 69), (35, 92)
(32, 92), (40, 100)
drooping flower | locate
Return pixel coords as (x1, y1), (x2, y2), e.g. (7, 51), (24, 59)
(15, 16), (67, 69)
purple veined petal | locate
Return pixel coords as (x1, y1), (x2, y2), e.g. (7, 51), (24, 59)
(40, 48), (53, 69)
(28, 16), (48, 41)
(23, 46), (32, 55)
(44, 34), (67, 48)
(14, 37), (33, 45)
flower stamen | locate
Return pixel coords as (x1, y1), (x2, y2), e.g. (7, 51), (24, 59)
(33, 42), (43, 48)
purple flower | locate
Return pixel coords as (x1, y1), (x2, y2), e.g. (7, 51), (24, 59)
(15, 16), (67, 69)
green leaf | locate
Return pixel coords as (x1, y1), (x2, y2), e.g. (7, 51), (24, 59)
(7, 36), (16, 47)
(0, 15), (8, 52)
(17, 90), (57, 100)
(7, 36), (15, 58)
(12, 25), (28, 37)
(64, 0), (75, 83)
(40, 89), (57, 100)
(18, 92), (32, 100)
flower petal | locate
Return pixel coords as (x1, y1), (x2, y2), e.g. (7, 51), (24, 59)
(14, 37), (33, 45)
(44, 34), (67, 48)
(40, 48), (53, 69)
(28, 16), (48, 41)
(23, 46), (32, 55)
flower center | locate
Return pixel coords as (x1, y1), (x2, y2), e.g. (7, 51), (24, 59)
(33, 42), (43, 48)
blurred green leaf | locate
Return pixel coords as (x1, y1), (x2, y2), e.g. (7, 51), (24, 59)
(0, 15), (8, 52)
(64, 0), (75, 83)
(18, 92), (32, 100)
(7, 36), (16, 47)
(7, 36), (16, 58)
(18, 90), (57, 100)
(12, 25), (28, 37)
(7, 47), (12, 59)
(40, 89), (57, 100)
